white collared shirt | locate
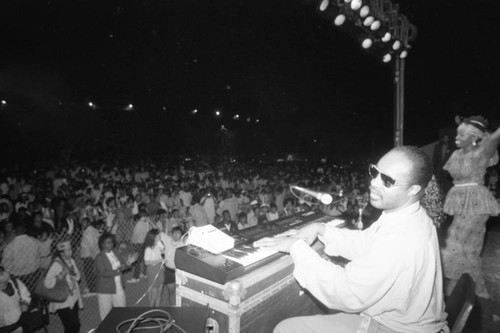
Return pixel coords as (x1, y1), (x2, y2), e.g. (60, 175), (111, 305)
(290, 201), (447, 332)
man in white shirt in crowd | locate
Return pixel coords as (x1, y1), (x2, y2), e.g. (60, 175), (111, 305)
(189, 194), (209, 227)
(217, 190), (239, 222)
(80, 217), (100, 294)
(201, 190), (217, 224)
(179, 185), (192, 215)
(255, 146), (448, 333)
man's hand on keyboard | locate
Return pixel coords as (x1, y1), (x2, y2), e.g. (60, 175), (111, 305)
(288, 223), (325, 245)
(253, 236), (300, 253)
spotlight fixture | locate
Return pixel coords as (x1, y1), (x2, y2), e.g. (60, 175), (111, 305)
(381, 32), (391, 43)
(363, 16), (374, 26)
(361, 38), (372, 49)
(351, 0), (362, 11)
(400, 50), (408, 59)
(334, 14), (346, 26)
(319, 0), (329, 11)
(191, 109), (198, 115)
(370, 20), (381, 31)
(215, 110), (221, 117)
(1, 100), (6, 105)
(392, 40), (401, 50)
(233, 114), (240, 120)
(383, 53), (392, 63)
(359, 5), (370, 18)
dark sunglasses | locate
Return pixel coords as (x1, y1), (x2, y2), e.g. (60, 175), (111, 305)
(369, 164), (411, 188)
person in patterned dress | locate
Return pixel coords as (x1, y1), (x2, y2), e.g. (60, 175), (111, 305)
(441, 115), (500, 298)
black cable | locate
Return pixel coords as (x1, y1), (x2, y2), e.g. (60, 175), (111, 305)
(115, 309), (188, 333)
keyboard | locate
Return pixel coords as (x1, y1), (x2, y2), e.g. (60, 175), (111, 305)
(175, 211), (343, 284)
(222, 244), (278, 267)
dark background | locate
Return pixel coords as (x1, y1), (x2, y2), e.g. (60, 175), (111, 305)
(0, 0), (499, 163)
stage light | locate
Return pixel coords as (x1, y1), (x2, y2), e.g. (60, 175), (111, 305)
(191, 109), (198, 114)
(381, 32), (391, 42)
(1, 100), (6, 105)
(334, 14), (346, 26)
(392, 40), (401, 50)
(363, 16), (374, 26)
(88, 102), (94, 107)
(128, 104), (133, 109)
(351, 0), (362, 11)
(359, 5), (370, 18)
(319, 0), (329, 11)
(233, 114), (240, 120)
(400, 50), (408, 59)
(215, 110), (221, 117)
(383, 53), (392, 63)
(255, 119), (260, 123)
(344, 0), (352, 3)
(370, 20), (381, 31)
(362, 38), (372, 49)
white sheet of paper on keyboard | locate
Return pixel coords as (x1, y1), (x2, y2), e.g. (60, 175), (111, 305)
(188, 224), (235, 254)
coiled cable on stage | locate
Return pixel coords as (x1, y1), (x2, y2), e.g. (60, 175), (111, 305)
(115, 309), (187, 333)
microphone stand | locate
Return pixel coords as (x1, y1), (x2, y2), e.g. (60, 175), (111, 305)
(355, 197), (368, 230)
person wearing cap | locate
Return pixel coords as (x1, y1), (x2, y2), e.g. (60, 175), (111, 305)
(44, 240), (82, 333)
(441, 115), (500, 299)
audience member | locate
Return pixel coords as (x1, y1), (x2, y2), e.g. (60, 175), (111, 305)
(0, 265), (31, 333)
(95, 233), (131, 320)
(162, 226), (185, 306)
(1, 224), (41, 291)
(143, 229), (164, 307)
(80, 218), (99, 294)
(44, 240), (83, 333)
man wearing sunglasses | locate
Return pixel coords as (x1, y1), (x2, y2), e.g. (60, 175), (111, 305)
(254, 146), (448, 333)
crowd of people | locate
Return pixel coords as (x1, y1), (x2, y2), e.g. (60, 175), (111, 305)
(0, 156), (372, 332)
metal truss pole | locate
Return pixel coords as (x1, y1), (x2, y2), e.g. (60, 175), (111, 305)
(393, 57), (405, 147)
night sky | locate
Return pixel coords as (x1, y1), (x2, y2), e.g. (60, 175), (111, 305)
(0, 0), (499, 162)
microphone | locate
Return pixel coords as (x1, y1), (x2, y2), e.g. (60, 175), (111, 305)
(290, 185), (333, 205)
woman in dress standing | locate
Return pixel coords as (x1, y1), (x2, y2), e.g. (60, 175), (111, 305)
(441, 115), (500, 298)
(143, 229), (165, 307)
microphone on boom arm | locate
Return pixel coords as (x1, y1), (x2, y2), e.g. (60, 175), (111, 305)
(290, 185), (333, 205)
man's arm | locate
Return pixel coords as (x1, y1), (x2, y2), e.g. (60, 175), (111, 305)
(290, 239), (400, 312)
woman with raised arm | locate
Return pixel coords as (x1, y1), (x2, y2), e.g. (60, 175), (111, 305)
(441, 115), (500, 299)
